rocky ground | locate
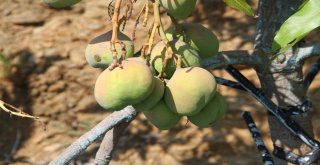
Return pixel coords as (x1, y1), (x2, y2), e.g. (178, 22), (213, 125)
(0, 0), (319, 165)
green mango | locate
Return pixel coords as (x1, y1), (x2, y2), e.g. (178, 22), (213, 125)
(188, 92), (227, 128)
(127, 57), (157, 75)
(166, 23), (219, 58)
(44, 0), (82, 8)
(156, 0), (197, 19)
(164, 67), (217, 116)
(143, 100), (181, 130)
(85, 31), (134, 68)
(94, 60), (154, 111)
(134, 77), (165, 112)
(150, 40), (201, 78)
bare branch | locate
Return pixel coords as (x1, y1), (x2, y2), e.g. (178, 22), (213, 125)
(287, 42), (320, 68)
(94, 122), (129, 165)
(202, 50), (261, 69)
(253, 0), (265, 49)
(49, 106), (137, 165)
(304, 58), (320, 89)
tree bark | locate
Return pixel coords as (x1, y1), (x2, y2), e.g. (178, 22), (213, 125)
(254, 0), (315, 164)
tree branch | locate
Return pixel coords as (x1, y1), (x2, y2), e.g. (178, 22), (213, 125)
(51, 49), (264, 164)
(49, 106), (137, 165)
(202, 50), (261, 69)
(304, 58), (320, 89)
(94, 121), (130, 165)
(214, 76), (246, 91)
(287, 42), (320, 68)
(242, 111), (274, 164)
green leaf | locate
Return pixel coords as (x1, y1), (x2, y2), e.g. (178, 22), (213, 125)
(272, 0), (320, 52)
(223, 0), (254, 16)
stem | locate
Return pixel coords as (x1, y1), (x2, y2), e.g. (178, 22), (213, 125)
(146, 21), (158, 55)
(109, 0), (123, 70)
(152, 1), (175, 78)
(143, 0), (149, 27)
(132, 1), (148, 42)
(49, 106), (137, 165)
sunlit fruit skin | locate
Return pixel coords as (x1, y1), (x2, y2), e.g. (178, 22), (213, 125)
(150, 40), (201, 78)
(143, 100), (181, 130)
(188, 92), (227, 128)
(156, 0), (196, 19)
(134, 77), (165, 112)
(85, 31), (134, 68)
(44, 0), (81, 8)
(94, 60), (154, 111)
(127, 57), (157, 75)
(164, 67), (217, 116)
(166, 23), (219, 58)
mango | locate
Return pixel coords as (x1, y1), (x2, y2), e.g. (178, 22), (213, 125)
(164, 67), (216, 116)
(166, 23), (219, 58)
(94, 60), (154, 110)
(134, 77), (165, 111)
(143, 100), (181, 130)
(150, 40), (201, 78)
(188, 92), (227, 128)
(85, 31), (134, 68)
(44, 0), (81, 8)
(127, 57), (157, 75)
(156, 0), (197, 19)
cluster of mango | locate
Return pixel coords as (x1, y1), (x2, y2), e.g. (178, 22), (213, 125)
(44, 0), (228, 130)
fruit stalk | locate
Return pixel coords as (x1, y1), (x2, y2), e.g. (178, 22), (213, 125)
(110, 0), (123, 70)
(132, 2), (147, 42)
(152, 1), (175, 78)
(143, 0), (149, 27)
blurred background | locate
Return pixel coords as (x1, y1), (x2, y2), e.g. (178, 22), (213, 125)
(0, 0), (319, 164)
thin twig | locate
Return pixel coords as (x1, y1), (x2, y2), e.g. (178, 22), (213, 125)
(0, 100), (39, 120)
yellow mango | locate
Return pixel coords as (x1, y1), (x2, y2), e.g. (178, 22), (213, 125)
(94, 60), (154, 110)
(164, 67), (216, 116)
